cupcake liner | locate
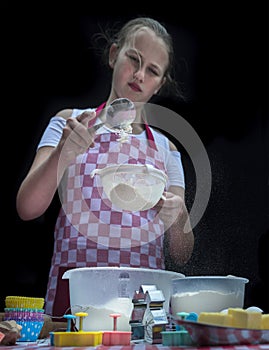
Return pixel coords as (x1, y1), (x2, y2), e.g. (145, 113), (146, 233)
(5, 296), (44, 309)
(16, 320), (44, 342)
(4, 308), (44, 322)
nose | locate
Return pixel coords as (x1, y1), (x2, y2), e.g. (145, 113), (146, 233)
(133, 67), (145, 82)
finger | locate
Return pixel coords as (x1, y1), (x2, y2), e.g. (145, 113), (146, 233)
(162, 191), (174, 199)
(161, 193), (166, 200)
(76, 111), (96, 126)
(65, 119), (94, 149)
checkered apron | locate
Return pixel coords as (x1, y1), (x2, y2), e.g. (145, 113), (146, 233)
(45, 111), (168, 317)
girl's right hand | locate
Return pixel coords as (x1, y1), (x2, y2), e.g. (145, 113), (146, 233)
(57, 110), (97, 165)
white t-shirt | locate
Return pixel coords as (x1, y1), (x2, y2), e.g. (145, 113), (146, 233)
(37, 109), (185, 189)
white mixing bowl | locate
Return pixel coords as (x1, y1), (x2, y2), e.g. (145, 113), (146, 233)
(91, 164), (168, 211)
(170, 275), (249, 316)
(63, 267), (184, 331)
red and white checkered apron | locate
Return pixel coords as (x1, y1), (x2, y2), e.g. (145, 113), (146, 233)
(45, 108), (168, 317)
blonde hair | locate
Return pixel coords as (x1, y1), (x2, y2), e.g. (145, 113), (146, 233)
(92, 17), (184, 99)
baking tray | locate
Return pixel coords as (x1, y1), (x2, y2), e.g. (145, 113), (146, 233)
(175, 319), (269, 346)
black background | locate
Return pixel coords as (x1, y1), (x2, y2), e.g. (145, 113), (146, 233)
(1, 2), (268, 313)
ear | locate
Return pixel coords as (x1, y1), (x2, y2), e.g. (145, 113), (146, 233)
(109, 43), (119, 68)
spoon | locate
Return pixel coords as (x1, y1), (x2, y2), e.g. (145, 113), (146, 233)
(90, 98), (136, 132)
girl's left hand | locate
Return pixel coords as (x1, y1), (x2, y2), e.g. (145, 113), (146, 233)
(155, 191), (187, 230)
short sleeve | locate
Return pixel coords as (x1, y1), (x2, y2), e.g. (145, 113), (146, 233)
(37, 116), (66, 150)
(166, 150), (185, 189)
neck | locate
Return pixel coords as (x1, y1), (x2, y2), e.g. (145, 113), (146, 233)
(131, 122), (146, 134)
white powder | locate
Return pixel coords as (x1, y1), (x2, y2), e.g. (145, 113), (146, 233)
(109, 177), (163, 211)
(116, 123), (133, 143)
(95, 120), (133, 143)
(170, 290), (242, 315)
(109, 183), (151, 211)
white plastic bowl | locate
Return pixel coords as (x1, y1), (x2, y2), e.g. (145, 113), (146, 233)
(170, 275), (249, 316)
(91, 164), (168, 211)
(63, 267), (184, 331)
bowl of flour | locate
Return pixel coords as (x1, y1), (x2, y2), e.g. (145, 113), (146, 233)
(170, 275), (249, 316)
(91, 163), (167, 211)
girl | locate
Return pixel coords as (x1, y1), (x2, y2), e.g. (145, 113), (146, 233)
(16, 17), (194, 317)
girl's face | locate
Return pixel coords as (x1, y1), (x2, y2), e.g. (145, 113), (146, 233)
(109, 27), (169, 104)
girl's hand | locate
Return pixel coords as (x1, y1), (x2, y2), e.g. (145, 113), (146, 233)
(156, 191), (188, 231)
(57, 111), (96, 165)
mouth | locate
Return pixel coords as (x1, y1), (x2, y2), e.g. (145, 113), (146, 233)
(128, 82), (142, 92)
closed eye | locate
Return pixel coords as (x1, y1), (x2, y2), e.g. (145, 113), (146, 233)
(126, 49), (141, 69)
(148, 67), (159, 76)
(128, 54), (139, 62)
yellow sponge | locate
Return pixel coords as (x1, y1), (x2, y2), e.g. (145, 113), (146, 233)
(262, 314), (269, 330)
(228, 308), (248, 328)
(198, 308), (265, 329)
(247, 311), (262, 329)
(198, 312), (233, 327)
(228, 308), (262, 329)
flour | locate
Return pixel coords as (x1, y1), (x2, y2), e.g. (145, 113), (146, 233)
(96, 122), (133, 143)
(72, 297), (133, 332)
(170, 290), (242, 315)
(109, 183), (150, 211)
(91, 164), (166, 211)
(115, 123), (133, 143)
(109, 180), (163, 211)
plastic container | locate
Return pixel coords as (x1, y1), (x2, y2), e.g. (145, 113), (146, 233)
(51, 312), (103, 346)
(170, 275), (249, 316)
(63, 267), (184, 331)
(52, 331), (103, 347)
(102, 313), (131, 345)
(91, 163), (168, 211)
(161, 330), (193, 346)
(102, 331), (132, 345)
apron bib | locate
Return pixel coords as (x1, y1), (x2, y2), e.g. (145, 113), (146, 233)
(45, 108), (168, 317)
